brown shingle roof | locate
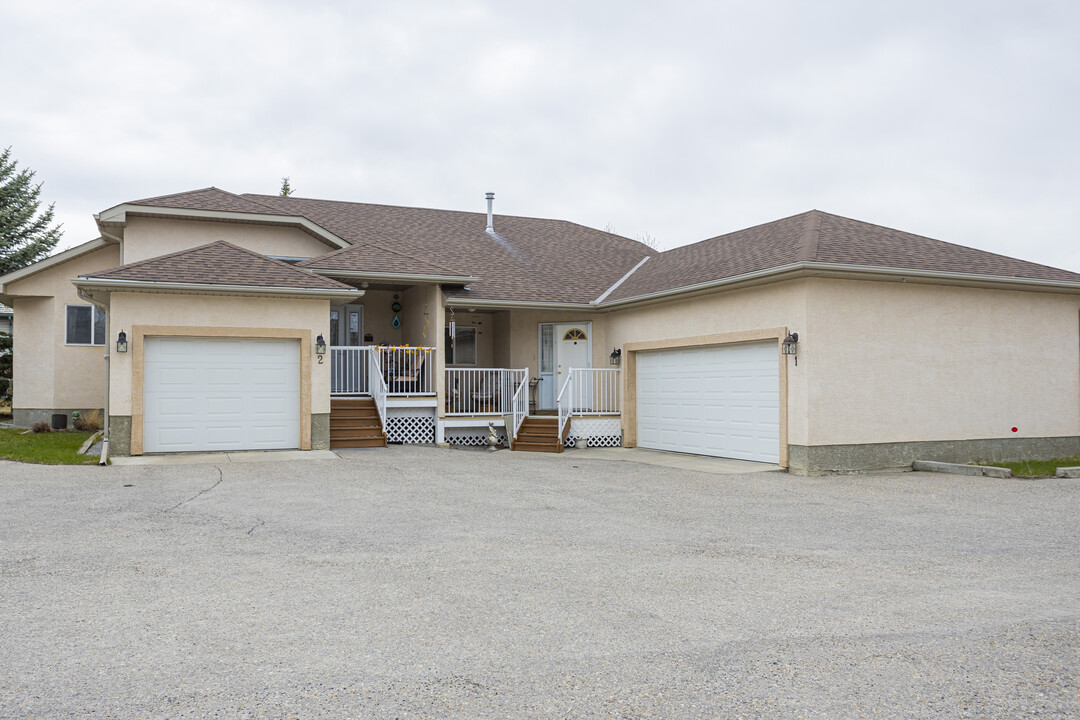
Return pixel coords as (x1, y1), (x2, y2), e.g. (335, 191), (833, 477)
(605, 210), (1080, 302)
(128, 187), (293, 216)
(298, 240), (468, 278)
(82, 241), (355, 291)
(112, 189), (1080, 304)
(244, 194), (656, 302)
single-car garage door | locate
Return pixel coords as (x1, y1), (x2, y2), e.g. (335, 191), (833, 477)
(636, 341), (780, 463)
(144, 337), (300, 453)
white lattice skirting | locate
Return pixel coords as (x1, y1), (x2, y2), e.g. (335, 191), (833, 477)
(385, 408), (436, 444)
(444, 427), (509, 447)
(564, 417), (623, 448)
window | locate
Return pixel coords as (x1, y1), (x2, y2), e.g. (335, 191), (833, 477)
(65, 305), (106, 345)
(445, 325), (477, 365)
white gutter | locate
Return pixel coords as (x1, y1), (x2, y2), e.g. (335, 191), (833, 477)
(443, 297), (597, 311)
(307, 269), (479, 284)
(593, 256), (650, 304)
(599, 261), (1080, 308)
(72, 277), (364, 300)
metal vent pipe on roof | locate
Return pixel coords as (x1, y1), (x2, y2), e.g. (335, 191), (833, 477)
(485, 192), (494, 232)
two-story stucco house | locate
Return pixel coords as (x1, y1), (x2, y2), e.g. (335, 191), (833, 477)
(1, 187), (1078, 473)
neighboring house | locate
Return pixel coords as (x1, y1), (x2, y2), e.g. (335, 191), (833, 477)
(0, 187), (1078, 473)
(0, 303), (12, 335)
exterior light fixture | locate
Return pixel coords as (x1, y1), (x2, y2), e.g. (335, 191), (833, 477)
(315, 334), (327, 355)
(609, 347), (622, 366)
(781, 332), (799, 365)
(116, 330), (128, 353)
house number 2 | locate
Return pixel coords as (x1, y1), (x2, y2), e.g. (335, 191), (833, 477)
(317, 355), (324, 364)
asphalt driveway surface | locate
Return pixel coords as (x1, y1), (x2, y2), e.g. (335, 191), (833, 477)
(1, 446), (1078, 719)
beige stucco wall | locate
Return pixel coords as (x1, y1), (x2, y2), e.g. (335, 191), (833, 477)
(6, 243), (123, 413)
(107, 292), (330, 416)
(121, 217), (336, 264)
(803, 278), (1080, 446)
(605, 280), (809, 446)
(501, 310), (611, 374)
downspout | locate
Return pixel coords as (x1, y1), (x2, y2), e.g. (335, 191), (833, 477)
(76, 287), (110, 465)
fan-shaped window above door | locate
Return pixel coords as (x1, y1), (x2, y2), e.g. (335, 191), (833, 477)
(562, 328), (587, 341)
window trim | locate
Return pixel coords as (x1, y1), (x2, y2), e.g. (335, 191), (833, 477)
(64, 304), (106, 347)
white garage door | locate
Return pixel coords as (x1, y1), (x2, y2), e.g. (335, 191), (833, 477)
(144, 337), (300, 453)
(636, 341), (780, 463)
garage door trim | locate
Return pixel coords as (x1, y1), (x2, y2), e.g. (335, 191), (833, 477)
(622, 327), (790, 466)
(130, 325), (312, 455)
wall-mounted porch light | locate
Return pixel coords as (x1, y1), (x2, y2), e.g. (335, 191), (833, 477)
(116, 330), (128, 353)
(781, 332), (799, 365)
(315, 334), (327, 355)
(609, 347), (622, 366)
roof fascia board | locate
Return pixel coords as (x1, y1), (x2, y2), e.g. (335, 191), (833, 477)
(0, 237), (112, 290)
(72, 277), (364, 300)
(309, 269), (479, 284)
(95, 204), (350, 249)
(600, 261), (1080, 308)
(804, 262), (1080, 292)
(444, 297), (597, 311)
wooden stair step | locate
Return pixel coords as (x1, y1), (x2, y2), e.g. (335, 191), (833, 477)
(330, 437), (387, 449)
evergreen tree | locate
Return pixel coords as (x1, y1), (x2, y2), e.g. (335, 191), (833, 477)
(279, 177), (294, 197)
(0, 147), (62, 275)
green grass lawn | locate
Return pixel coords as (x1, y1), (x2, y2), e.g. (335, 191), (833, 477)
(984, 456), (1080, 478)
(0, 428), (99, 465)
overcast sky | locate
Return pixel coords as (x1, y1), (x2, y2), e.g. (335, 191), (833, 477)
(3, 0), (1078, 271)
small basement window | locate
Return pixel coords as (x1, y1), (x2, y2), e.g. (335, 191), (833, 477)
(65, 305), (105, 346)
(444, 326), (477, 365)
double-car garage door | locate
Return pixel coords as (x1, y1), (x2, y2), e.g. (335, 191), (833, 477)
(636, 341), (780, 463)
(143, 337), (300, 453)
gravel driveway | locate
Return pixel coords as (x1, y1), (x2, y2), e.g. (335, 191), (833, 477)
(1, 446), (1077, 718)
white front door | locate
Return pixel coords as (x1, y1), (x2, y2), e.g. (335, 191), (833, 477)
(537, 322), (593, 411)
(636, 341), (780, 463)
(143, 337), (300, 453)
(555, 323), (592, 410)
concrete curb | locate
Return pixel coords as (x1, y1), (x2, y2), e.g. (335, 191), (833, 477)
(1055, 466), (1080, 478)
(912, 460), (1012, 479)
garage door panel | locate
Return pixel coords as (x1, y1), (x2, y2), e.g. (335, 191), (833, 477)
(637, 341), (779, 463)
(144, 337), (300, 453)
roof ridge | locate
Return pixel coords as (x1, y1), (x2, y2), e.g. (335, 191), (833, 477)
(797, 210), (823, 262)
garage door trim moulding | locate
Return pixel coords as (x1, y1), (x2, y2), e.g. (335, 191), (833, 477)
(130, 325), (313, 455)
(622, 327), (789, 467)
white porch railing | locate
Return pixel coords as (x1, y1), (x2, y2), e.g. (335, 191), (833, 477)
(368, 348), (387, 426)
(330, 347), (372, 395)
(557, 368), (622, 440)
(511, 368), (529, 439)
(331, 346), (436, 396)
(446, 368), (528, 416)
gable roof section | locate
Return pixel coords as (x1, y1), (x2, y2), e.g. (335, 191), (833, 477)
(244, 194), (656, 303)
(128, 187), (293, 216)
(299, 241), (473, 280)
(79, 240), (355, 292)
(604, 210), (1080, 302)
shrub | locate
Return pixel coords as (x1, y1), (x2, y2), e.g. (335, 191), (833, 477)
(31, 422), (51, 433)
(73, 409), (103, 433)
